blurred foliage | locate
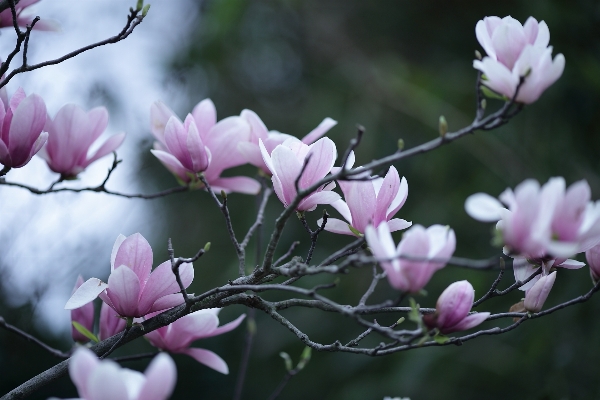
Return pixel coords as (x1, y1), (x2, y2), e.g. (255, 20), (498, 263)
(3, 0), (600, 399)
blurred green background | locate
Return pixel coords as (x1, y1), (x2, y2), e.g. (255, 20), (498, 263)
(2, 0), (600, 399)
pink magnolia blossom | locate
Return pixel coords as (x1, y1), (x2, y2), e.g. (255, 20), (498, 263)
(145, 308), (245, 375)
(150, 115), (210, 176)
(465, 177), (600, 259)
(260, 136), (340, 211)
(0, 0), (59, 31)
(238, 108), (337, 174)
(324, 154), (410, 235)
(473, 16), (564, 103)
(0, 87), (47, 169)
(365, 222), (456, 293)
(423, 281), (489, 334)
(66, 347), (176, 400)
(586, 243), (600, 282)
(523, 271), (557, 312)
(70, 276), (94, 343)
(150, 99), (260, 194)
(65, 233), (194, 318)
(513, 257), (583, 293)
(99, 302), (126, 341)
(38, 104), (125, 178)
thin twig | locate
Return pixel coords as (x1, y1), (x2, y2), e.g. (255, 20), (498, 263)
(0, 316), (69, 359)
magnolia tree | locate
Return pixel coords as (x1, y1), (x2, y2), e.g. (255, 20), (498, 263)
(0, 2), (597, 399)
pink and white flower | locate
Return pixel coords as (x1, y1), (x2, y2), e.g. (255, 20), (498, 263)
(238, 108), (337, 174)
(365, 222), (456, 293)
(260, 136), (340, 211)
(324, 155), (410, 235)
(66, 347), (176, 400)
(145, 308), (245, 375)
(423, 281), (489, 334)
(39, 104), (125, 177)
(473, 16), (565, 103)
(65, 233), (194, 318)
(0, 87), (47, 169)
(465, 177), (600, 259)
(150, 99), (260, 194)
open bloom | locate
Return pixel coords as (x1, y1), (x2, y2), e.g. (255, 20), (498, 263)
(0, 0), (59, 31)
(473, 16), (564, 103)
(150, 99), (259, 194)
(0, 87), (47, 168)
(70, 276), (95, 343)
(260, 136), (340, 211)
(145, 308), (245, 374)
(66, 347), (176, 400)
(324, 154), (410, 235)
(65, 233), (194, 318)
(465, 177), (600, 259)
(365, 222), (456, 293)
(424, 281), (489, 334)
(238, 108), (337, 174)
(39, 104), (125, 177)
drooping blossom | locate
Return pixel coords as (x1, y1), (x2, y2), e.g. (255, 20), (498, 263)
(586, 242), (600, 283)
(323, 153), (410, 235)
(473, 16), (564, 103)
(523, 271), (557, 312)
(0, 0), (59, 31)
(365, 222), (456, 293)
(65, 347), (176, 400)
(145, 308), (245, 374)
(513, 257), (583, 295)
(0, 87), (47, 169)
(38, 104), (125, 178)
(465, 177), (600, 259)
(70, 275), (94, 343)
(423, 281), (489, 334)
(260, 136), (340, 211)
(150, 99), (260, 194)
(65, 233), (194, 318)
(238, 108), (337, 174)
(99, 302), (127, 340)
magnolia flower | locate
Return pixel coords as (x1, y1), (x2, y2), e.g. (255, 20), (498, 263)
(70, 276), (94, 343)
(38, 104), (125, 178)
(238, 108), (337, 174)
(65, 233), (194, 318)
(473, 16), (564, 103)
(150, 99), (259, 194)
(365, 222), (456, 293)
(513, 257), (584, 293)
(260, 136), (340, 211)
(65, 347), (176, 400)
(145, 308), (245, 374)
(0, 87), (47, 169)
(150, 115), (210, 176)
(586, 243), (600, 282)
(324, 155), (410, 235)
(0, 0), (59, 31)
(465, 177), (600, 259)
(523, 271), (557, 312)
(423, 281), (489, 334)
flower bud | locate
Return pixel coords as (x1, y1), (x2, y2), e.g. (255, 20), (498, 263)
(586, 244), (600, 283)
(523, 271), (556, 312)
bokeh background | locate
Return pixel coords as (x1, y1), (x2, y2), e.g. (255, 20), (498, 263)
(1, 1), (600, 399)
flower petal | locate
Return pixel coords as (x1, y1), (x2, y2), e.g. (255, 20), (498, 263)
(65, 278), (108, 310)
(181, 348), (229, 374)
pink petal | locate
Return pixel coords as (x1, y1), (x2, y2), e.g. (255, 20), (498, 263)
(323, 218), (355, 236)
(69, 347), (99, 399)
(465, 193), (505, 222)
(181, 348), (229, 374)
(204, 313), (246, 338)
(164, 311), (220, 349)
(99, 302), (126, 341)
(65, 278), (108, 310)
(386, 218), (412, 232)
(435, 281), (474, 329)
(148, 293), (185, 313)
(298, 190), (341, 212)
(136, 353), (177, 400)
(301, 117), (337, 144)
(330, 199), (352, 224)
(240, 109), (268, 142)
(208, 176), (261, 195)
(114, 233), (153, 284)
(271, 144), (303, 204)
(107, 265), (142, 317)
(203, 116), (250, 175)
(151, 149), (192, 183)
(84, 132), (125, 168)
(343, 180), (376, 232)
(87, 362), (130, 400)
(386, 172), (408, 220)
(138, 261), (193, 314)
(300, 137), (336, 190)
(445, 312), (490, 333)
(238, 141), (266, 170)
(8, 93), (46, 167)
(524, 271), (556, 312)
(191, 98), (217, 140)
(150, 101), (177, 144)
